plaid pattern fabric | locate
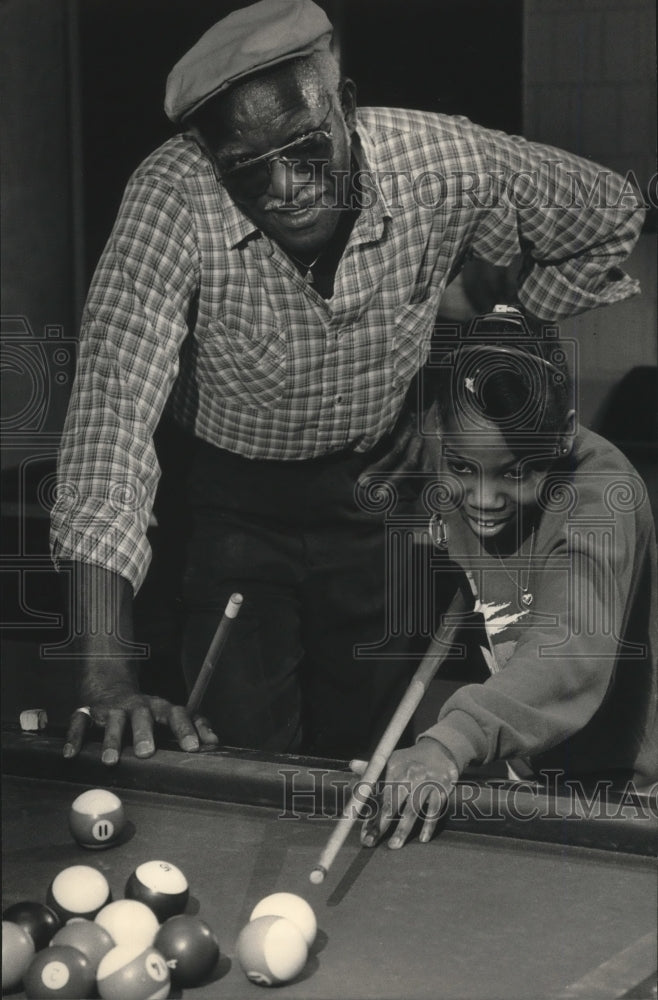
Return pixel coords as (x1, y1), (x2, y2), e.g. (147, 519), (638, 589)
(52, 108), (644, 589)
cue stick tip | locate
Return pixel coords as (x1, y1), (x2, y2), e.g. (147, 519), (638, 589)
(309, 866), (327, 885)
(226, 593), (244, 617)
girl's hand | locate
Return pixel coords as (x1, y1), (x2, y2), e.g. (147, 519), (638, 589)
(350, 739), (459, 849)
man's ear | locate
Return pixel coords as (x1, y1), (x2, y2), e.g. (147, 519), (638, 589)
(339, 77), (357, 132)
(558, 409), (577, 455)
(187, 126), (223, 182)
(188, 125), (210, 156)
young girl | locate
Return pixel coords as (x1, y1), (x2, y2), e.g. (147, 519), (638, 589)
(358, 312), (657, 850)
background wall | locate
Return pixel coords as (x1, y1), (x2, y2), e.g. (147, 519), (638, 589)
(0, 0), (80, 472)
(523, 0), (656, 433)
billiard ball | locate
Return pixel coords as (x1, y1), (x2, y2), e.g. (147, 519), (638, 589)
(96, 944), (170, 1000)
(250, 891), (317, 947)
(69, 789), (125, 849)
(2, 902), (61, 950)
(2, 920), (35, 990)
(95, 900), (160, 950)
(50, 920), (114, 974)
(236, 915), (308, 987)
(125, 860), (189, 921)
(154, 915), (219, 987)
(46, 865), (112, 922)
(23, 944), (95, 999)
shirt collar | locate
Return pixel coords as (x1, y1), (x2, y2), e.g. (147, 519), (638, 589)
(351, 116), (394, 238)
(219, 189), (263, 250)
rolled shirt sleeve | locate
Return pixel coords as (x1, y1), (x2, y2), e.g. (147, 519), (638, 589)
(50, 173), (200, 592)
(463, 121), (645, 320)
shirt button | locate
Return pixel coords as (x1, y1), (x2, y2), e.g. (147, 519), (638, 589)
(334, 394), (343, 404)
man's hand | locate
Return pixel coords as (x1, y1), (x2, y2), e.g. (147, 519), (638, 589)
(63, 688), (219, 766)
(62, 561), (219, 765)
(350, 738), (460, 849)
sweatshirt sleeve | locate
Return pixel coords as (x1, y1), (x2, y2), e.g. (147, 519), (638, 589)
(420, 478), (649, 772)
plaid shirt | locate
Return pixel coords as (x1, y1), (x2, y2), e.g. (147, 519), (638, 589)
(52, 107), (644, 590)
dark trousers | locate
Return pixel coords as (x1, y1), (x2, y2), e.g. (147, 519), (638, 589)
(179, 437), (433, 759)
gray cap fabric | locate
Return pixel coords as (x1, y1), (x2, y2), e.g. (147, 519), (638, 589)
(165, 0), (333, 122)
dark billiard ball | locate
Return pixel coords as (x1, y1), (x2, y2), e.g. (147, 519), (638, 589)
(2, 901), (61, 951)
(69, 789), (125, 849)
(125, 860), (189, 921)
(96, 944), (170, 1000)
(46, 865), (112, 922)
(50, 920), (114, 975)
(23, 944), (95, 999)
(154, 914), (220, 987)
(2, 920), (35, 991)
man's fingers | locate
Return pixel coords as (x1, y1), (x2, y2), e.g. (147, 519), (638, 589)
(130, 705), (156, 759)
(101, 710), (127, 766)
(194, 716), (219, 746)
(168, 705), (200, 753)
(63, 709), (91, 759)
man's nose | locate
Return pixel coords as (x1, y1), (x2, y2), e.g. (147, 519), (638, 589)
(267, 158), (313, 202)
(267, 159), (295, 201)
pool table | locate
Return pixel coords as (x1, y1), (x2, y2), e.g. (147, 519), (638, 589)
(2, 728), (657, 1000)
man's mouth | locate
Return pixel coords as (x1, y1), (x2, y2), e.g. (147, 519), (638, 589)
(268, 201), (324, 229)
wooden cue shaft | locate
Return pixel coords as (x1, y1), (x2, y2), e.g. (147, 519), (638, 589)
(309, 587), (467, 883)
(186, 593), (244, 716)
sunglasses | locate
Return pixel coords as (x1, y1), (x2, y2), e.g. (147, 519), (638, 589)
(218, 119), (334, 201)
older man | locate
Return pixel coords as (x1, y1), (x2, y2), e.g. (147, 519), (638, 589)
(52, 0), (644, 764)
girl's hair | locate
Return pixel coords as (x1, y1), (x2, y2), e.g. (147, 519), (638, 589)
(431, 315), (573, 456)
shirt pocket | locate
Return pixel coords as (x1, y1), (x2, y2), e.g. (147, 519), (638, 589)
(391, 296), (437, 388)
(197, 320), (288, 409)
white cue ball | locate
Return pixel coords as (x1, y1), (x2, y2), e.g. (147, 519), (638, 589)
(250, 892), (317, 947)
(95, 900), (160, 950)
(237, 915), (308, 987)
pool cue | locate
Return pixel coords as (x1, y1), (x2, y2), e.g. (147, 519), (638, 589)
(309, 586), (468, 884)
(186, 593), (244, 716)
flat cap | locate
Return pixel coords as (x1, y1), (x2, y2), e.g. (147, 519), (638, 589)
(165, 0), (333, 122)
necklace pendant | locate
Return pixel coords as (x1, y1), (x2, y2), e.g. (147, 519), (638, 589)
(305, 268), (314, 284)
(521, 592), (533, 608)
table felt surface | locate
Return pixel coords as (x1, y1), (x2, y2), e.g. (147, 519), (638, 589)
(2, 743), (657, 1000)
